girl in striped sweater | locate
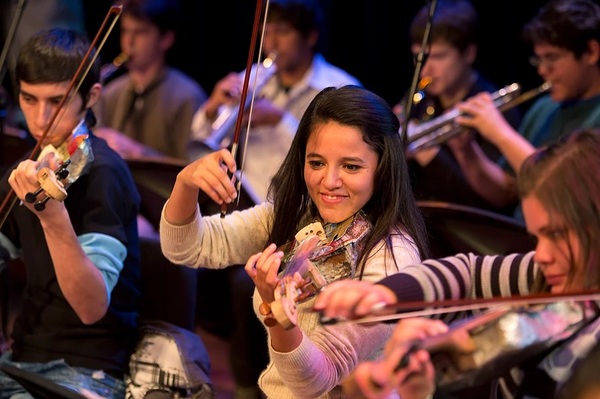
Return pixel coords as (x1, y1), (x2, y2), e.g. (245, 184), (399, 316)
(316, 127), (600, 399)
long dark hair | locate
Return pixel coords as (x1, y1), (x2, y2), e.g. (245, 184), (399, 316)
(267, 85), (430, 277)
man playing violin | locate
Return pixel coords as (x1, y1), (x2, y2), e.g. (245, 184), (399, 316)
(315, 127), (600, 399)
(0, 28), (141, 399)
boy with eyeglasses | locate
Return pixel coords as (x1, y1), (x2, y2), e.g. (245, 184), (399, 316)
(451, 0), (600, 219)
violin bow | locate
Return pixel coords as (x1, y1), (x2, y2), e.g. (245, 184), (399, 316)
(220, 0), (270, 217)
(0, 5), (123, 228)
(320, 290), (600, 325)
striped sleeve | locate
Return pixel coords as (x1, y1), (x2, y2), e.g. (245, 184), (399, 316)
(376, 252), (537, 310)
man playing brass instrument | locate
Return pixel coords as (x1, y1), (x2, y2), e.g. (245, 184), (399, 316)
(454, 0), (600, 220)
(395, 0), (523, 216)
(97, 0), (208, 162)
(189, 0), (361, 205)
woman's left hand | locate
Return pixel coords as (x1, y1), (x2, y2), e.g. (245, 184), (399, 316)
(244, 243), (284, 303)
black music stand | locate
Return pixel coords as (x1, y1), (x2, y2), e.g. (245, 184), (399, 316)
(0, 364), (87, 399)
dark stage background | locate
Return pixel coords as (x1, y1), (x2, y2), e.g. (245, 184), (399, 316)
(85, 0), (550, 108)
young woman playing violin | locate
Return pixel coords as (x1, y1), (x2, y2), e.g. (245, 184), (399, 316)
(314, 127), (600, 399)
(0, 28), (141, 398)
(160, 85), (430, 398)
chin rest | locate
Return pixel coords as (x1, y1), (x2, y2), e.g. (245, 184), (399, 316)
(0, 363), (87, 399)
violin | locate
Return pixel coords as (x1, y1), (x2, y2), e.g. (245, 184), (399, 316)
(336, 292), (600, 396)
(24, 120), (94, 211)
(261, 212), (371, 329)
(416, 300), (592, 392)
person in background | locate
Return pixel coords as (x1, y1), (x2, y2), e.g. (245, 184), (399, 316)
(188, 1), (360, 397)
(160, 85), (429, 398)
(190, 0), (361, 204)
(395, 0), (522, 215)
(454, 0), (600, 219)
(0, 28), (141, 399)
(0, 0), (86, 103)
(315, 127), (600, 399)
(97, 0), (207, 161)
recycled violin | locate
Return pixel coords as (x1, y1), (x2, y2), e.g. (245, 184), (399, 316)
(400, 300), (594, 392)
(261, 212), (371, 329)
(321, 290), (600, 393)
(24, 120), (94, 211)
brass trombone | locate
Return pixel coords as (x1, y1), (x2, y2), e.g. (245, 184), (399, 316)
(405, 81), (552, 152)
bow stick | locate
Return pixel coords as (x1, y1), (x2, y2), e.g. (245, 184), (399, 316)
(220, 0), (270, 217)
(319, 290), (600, 325)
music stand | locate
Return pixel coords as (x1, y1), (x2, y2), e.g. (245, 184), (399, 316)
(0, 363), (87, 399)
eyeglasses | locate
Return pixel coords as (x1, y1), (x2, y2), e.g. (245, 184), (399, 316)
(529, 52), (569, 69)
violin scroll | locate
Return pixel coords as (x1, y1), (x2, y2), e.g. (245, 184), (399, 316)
(25, 160), (72, 211)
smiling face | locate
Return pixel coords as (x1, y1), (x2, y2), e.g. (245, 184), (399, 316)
(522, 194), (584, 294)
(304, 121), (379, 224)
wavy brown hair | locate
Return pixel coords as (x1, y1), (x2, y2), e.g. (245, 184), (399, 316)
(518, 128), (600, 292)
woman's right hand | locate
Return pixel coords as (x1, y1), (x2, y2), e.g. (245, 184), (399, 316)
(177, 148), (238, 206)
(388, 318), (447, 399)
